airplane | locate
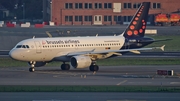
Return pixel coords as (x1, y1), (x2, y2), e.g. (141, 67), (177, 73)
(9, 2), (165, 72)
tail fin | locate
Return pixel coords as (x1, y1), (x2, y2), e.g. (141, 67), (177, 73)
(122, 2), (150, 38)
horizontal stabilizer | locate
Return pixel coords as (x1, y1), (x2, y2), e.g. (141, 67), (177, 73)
(130, 50), (141, 54)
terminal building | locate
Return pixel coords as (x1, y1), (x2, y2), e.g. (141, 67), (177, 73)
(43, 0), (180, 26)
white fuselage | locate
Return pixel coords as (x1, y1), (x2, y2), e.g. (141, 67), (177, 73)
(9, 35), (125, 62)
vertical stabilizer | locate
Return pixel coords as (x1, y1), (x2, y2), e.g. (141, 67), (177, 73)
(122, 2), (150, 38)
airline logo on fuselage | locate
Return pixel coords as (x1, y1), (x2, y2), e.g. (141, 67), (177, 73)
(42, 40), (80, 45)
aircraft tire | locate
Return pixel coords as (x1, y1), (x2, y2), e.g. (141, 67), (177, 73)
(89, 65), (99, 72)
(61, 64), (70, 70)
(29, 67), (35, 72)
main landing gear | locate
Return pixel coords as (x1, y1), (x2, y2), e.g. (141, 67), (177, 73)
(61, 63), (70, 70)
(89, 62), (99, 72)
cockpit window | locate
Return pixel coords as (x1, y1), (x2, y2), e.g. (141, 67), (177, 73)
(16, 45), (30, 49)
(22, 45), (26, 48)
(26, 45), (30, 48)
(16, 45), (22, 48)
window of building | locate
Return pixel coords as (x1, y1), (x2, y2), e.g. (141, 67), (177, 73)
(95, 16), (102, 21)
(85, 16), (92, 21)
(124, 3), (132, 9)
(104, 3), (112, 9)
(128, 3), (131, 8)
(75, 16), (82, 21)
(114, 16), (121, 22)
(153, 3), (161, 9)
(65, 16), (73, 21)
(133, 3), (141, 8)
(85, 3), (92, 9)
(104, 16), (112, 21)
(65, 3), (73, 9)
(95, 3), (102, 9)
(123, 16), (132, 22)
(99, 16), (102, 21)
(75, 3), (83, 9)
(95, 16), (97, 21)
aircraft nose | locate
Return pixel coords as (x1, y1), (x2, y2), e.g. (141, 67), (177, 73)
(9, 50), (18, 59)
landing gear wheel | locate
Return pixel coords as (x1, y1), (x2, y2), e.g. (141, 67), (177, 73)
(29, 67), (35, 72)
(89, 65), (99, 72)
(61, 64), (70, 70)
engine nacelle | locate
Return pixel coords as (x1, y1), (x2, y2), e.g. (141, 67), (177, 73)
(70, 56), (92, 68)
(28, 62), (47, 67)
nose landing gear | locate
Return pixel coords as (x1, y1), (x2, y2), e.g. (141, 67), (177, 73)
(29, 67), (35, 72)
(29, 61), (36, 72)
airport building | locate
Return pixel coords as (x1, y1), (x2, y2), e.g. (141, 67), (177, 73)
(43, 0), (180, 26)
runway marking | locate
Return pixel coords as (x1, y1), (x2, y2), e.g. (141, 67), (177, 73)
(170, 82), (180, 85)
(116, 80), (127, 85)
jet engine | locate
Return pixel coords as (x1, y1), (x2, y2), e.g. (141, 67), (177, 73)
(70, 56), (92, 68)
(28, 62), (47, 67)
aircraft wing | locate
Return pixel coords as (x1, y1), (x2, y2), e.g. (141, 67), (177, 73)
(66, 45), (165, 56)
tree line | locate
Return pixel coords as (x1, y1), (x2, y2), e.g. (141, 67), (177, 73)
(1, 0), (43, 20)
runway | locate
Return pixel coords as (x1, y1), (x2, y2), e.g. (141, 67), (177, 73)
(0, 65), (180, 86)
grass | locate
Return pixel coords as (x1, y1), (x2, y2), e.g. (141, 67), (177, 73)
(97, 58), (180, 66)
(0, 57), (180, 67)
(145, 35), (180, 51)
(0, 85), (180, 92)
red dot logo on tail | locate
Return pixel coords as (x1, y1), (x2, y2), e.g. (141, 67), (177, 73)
(127, 31), (133, 36)
(134, 30), (138, 35)
(139, 29), (143, 33)
(130, 25), (135, 30)
(133, 21), (137, 25)
(135, 17), (139, 20)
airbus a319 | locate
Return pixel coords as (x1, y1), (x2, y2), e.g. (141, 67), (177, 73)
(9, 2), (165, 72)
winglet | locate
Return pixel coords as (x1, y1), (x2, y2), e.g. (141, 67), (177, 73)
(152, 45), (165, 51)
(161, 45), (165, 51)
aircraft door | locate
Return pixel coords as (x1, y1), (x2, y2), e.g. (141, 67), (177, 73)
(34, 41), (42, 53)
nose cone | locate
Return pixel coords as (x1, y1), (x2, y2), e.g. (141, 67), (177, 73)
(9, 49), (18, 60)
